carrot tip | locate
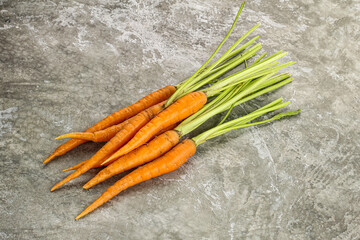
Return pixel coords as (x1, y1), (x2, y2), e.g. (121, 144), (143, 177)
(55, 135), (67, 140)
(83, 184), (90, 190)
(50, 183), (61, 192)
(43, 154), (56, 164)
(75, 211), (88, 220)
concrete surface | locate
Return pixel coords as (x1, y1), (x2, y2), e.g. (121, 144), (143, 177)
(1, 0), (359, 239)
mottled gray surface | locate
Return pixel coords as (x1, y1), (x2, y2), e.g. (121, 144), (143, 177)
(1, 0), (359, 239)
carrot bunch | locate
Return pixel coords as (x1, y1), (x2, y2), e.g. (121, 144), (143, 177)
(43, 2), (300, 220)
(75, 98), (300, 219)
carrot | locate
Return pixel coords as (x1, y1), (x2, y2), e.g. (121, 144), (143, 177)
(61, 123), (179, 172)
(50, 102), (166, 191)
(83, 130), (181, 189)
(75, 139), (196, 220)
(76, 99), (300, 220)
(104, 91), (207, 162)
(43, 85), (176, 163)
(55, 121), (127, 142)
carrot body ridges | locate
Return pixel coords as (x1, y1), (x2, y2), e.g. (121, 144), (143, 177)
(43, 85), (176, 163)
(106, 91), (207, 162)
(84, 130), (181, 189)
(51, 102), (166, 191)
(75, 139), (196, 219)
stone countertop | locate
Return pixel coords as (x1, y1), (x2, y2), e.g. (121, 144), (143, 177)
(1, 0), (359, 239)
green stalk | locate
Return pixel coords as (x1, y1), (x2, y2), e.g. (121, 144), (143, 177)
(215, 35), (260, 67)
(208, 40), (262, 76)
(179, 71), (293, 134)
(253, 52), (267, 65)
(208, 51), (288, 92)
(195, 36), (260, 82)
(176, 43), (262, 99)
(165, 3), (246, 107)
(173, 23), (260, 100)
(192, 99), (301, 145)
(207, 61), (295, 96)
(253, 73), (291, 92)
(176, 72), (276, 136)
(234, 77), (293, 106)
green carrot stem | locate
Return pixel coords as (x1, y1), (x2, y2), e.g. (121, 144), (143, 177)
(253, 52), (267, 65)
(177, 72), (276, 136)
(256, 50), (284, 65)
(192, 99), (301, 145)
(207, 61), (295, 96)
(186, 36), (260, 85)
(253, 73), (291, 92)
(178, 43), (262, 98)
(213, 35), (260, 69)
(165, 3), (246, 107)
(180, 23), (260, 94)
(208, 51), (288, 92)
(234, 77), (293, 106)
(217, 103), (236, 126)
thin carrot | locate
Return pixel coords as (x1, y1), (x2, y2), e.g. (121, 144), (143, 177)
(61, 123), (179, 172)
(62, 159), (87, 172)
(43, 85), (176, 164)
(55, 121), (127, 142)
(83, 130), (181, 189)
(104, 91), (207, 161)
(75, 139), (196, 220)
(50, 102), (166, 191)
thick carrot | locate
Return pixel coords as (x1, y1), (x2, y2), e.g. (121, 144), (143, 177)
(61, 123), (179, 172)
(104, 91), (207, 163)
(43, 85), (176, 163)
(55, 121), (127, 142)
(75, 139), (196, 220)
(83, 130), (181, 189)
(50, 102), (166, 191)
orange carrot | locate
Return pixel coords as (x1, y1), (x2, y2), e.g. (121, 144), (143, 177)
(104, 91), (207, 163)
(83, 130), (181, 189)
(75, 139), (196, 220)
(43, 85), (176, 163)
(55, 121), (127, 142)
(50, 102), (166, 191)
(61, 123), (179, 172)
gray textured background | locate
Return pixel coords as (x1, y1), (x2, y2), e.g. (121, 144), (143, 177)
(1, 0), (359, 239)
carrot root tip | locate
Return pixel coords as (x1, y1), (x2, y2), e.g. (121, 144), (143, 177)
(43, 154), (56, 164)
